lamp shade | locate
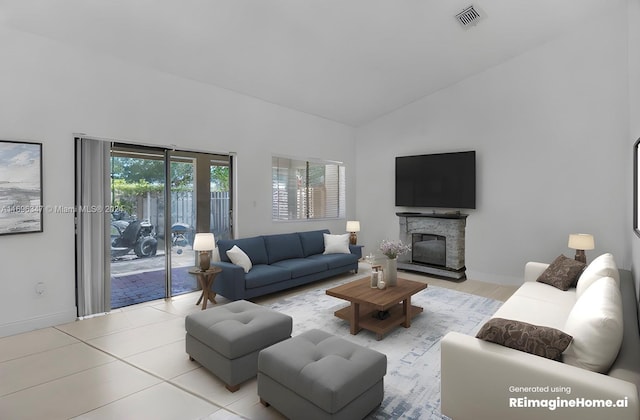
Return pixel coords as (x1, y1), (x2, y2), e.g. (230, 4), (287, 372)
(568, 233), (595, 250)
(346, 221), (360, 232)
(193, 233), (216, 251)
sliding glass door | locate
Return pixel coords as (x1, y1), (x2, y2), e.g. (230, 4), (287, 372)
(77, 139), (233, 312)
(109, 146), (232, 308)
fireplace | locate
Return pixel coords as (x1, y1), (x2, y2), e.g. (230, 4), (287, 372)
(397, 212), (467, 280)
(412, 233), (446, 267)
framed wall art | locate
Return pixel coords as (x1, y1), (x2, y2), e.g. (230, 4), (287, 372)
(0, 140), (43, 235)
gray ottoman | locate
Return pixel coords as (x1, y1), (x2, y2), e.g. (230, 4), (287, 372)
(185, 300), (292, 392)
(258, 329), (387, 419)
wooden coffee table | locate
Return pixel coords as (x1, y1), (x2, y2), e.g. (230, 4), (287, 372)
(326, 277), (427, 340)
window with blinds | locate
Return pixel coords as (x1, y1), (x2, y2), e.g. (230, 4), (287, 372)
(272, 156), (346, 221)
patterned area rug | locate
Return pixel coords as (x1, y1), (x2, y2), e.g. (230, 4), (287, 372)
(265, 278), (503, 420)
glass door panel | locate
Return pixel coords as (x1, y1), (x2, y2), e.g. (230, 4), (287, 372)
(109, 147), (166, 308)
(210, 158), (232, 241)
(168, 153), (198, 296)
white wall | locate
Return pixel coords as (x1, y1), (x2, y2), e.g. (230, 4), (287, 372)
(0, 27), (355, 336)
(355, 6), (630, 285)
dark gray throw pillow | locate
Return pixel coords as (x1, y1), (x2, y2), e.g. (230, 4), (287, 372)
(476, 318), (573, 361)
(536, 254), (586, 291)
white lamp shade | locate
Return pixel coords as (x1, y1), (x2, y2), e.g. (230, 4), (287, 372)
(568, 233), (595, 250)
(193, 233), (216, 251)
(346, 221), (360, 232)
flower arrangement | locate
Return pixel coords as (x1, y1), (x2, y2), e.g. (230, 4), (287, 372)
(379, 239), (411, 259)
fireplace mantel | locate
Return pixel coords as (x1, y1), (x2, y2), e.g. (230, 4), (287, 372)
(395, 212), (468, 220)
(397, 213), (467, 280)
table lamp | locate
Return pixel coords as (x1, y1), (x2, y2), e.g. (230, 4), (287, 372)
(346, 221), (360, 245)
(193, 232), (216, 271)
(568, 233), (595, 264)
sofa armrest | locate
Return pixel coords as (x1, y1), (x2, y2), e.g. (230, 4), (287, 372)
(441, 332), (639, 420)
(211, 261), (246, 301)
(524, 261), (549, 283)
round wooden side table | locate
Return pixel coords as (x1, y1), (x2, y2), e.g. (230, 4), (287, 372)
(188, 267), (222, 310)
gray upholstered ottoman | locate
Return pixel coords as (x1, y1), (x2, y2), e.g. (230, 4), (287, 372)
(258, 329), (387, 419)
(185, 300), (292, 392)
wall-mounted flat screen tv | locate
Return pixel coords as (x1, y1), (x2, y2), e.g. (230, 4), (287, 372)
(395, 150), (476, 209)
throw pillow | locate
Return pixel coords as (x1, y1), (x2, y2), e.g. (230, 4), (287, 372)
(226, 245), (252, 273)
(536, 254), (586, 291)
(476, 318), (572, 361)
(323, 233), (351, 254)
(563, 276), (623, 373)
(576, 253), (619, 299)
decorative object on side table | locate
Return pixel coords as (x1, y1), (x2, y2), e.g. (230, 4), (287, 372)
(379, 239), (411, 287)
(568, 233), (595, 264)
(346, 220), (360, 245)
(370, 264), (382, 288)
(193, 232), (216, 271)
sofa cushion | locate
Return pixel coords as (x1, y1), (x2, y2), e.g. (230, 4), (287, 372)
(492, 294), (572, 331)
(511, 281), (578, 308)
(217, 237), (268, 265)
(298, 229), (330, 257)
(226, 245), (252, 273)
(476, 317), (572, 361)
(576, 253), (619, 299)
(272, 258), (328, 278)
(308, 253), (358, 270)
(244, 264), (291, 289)
(563, 276), (623, 373)
(323, 233), (351, 254)
(263, 233), (304, 264)
(536, 254), (585, 291)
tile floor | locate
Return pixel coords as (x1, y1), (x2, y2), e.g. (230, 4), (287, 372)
(0, 266), (517, 420)
(0, 289), (281, 420)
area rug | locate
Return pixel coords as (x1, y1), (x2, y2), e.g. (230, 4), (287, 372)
(265, 279), (503, 420)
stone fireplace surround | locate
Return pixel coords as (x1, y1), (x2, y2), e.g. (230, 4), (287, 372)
(397, 212), (467, 280)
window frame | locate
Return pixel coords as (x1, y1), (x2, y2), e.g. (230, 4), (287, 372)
(634, 138), (640, 238)
(272, 155), (346, 222)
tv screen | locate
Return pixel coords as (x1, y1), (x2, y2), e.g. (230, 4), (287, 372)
(395, 151), (476, 209)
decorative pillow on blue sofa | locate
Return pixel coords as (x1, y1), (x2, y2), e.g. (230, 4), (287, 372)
(323, 233), (350, 254)
(226, 245), (252, 273)
(217, 236), (268, 265)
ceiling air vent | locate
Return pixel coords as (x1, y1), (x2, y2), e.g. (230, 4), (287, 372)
(455, 5), (483, 28)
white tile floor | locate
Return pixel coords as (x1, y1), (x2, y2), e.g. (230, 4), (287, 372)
(0, 267), (515, 420)
(0, 289), (286, 420)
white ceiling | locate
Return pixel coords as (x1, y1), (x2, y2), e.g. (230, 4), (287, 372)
(0, 0), (621, 126)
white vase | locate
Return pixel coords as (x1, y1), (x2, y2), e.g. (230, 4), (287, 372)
(386, 257), (398, 287)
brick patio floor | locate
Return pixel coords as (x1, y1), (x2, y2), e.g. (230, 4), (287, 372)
(110, 246), (199, 308)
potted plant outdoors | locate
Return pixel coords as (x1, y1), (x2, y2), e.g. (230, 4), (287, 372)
(379, 239), (411, 286)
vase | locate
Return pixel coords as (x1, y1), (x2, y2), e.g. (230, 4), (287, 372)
(386, 257), (397, 287)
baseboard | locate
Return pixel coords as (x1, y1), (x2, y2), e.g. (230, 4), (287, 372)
(0, 309), (77, 338)
(397, 262), (466, 280)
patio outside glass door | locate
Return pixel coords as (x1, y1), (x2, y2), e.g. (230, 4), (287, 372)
(110, 146), (167, 308)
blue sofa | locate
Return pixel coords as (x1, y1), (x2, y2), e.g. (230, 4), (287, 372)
(212, 229), (360, 301)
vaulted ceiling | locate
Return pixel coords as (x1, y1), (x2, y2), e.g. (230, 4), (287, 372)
(0, 0), (621, 126)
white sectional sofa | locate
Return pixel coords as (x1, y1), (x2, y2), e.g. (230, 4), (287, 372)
(441, 256), (640, 420)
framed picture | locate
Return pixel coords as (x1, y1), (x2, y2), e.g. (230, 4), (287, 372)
(0, 140), (43, 235)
